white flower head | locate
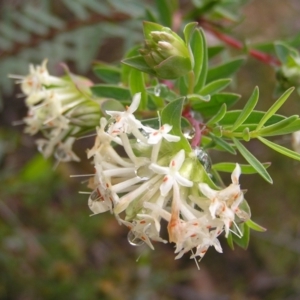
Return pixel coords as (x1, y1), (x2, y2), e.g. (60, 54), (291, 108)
(147, 124), (180, 144)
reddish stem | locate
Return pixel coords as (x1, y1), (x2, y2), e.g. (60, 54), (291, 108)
(182, 106), (203, 148)
(200, 19), (281, 67)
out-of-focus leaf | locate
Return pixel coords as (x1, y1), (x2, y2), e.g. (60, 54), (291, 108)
(206, 103), (226, 125)
(246, 219), (267, 232)
(93, 64), (121, 84)
(206, 57), (245, 83)
(91, 84), (131, 101)
(258, 137), (300, 161)
(200, 78), (231, 96)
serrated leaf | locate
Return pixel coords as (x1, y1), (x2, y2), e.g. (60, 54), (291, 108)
(209, 133), (236, 154)
(233, 138), (273, 183)
(91, 84), (131, 101)
(192, 29), (208, 92)
(93, 65), (121, 84)
(192, 93), (240, 117)
(231, 87), (259, 131)
(122, 55), (156, 77)
(128, 69), (147, 110)
(212, 162), (271, 174)
(258, 136), (300, 161)
(161, 98), (191, 152)
(246, 219), (267, 232)
(257, 115), (299, 136)
(200, 78), (231, 96)
(256, 87), (295, 130)
(207, 57), (245, 83)
(206, 103), (227, 125)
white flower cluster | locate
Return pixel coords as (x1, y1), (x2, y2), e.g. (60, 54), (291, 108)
(87, 93), (250, 262)
(11, 60), (99, 162)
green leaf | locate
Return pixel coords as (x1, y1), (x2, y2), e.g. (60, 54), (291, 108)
(200, 78), (231, 96)
(91, 84), (131, 101)
(187, 94), (211, 102)
(192, 28), (208, 92)
(122, 55), (156, 77)
(212, 162), (271, 174)
(231, 87), (259, 131)
(154, 55), (192, 79)
(206, 103), (227, 125)
(154, 0), (173, 27)
(121, 45), (142, 85)
(128, 69), (147, 110)
(257, 115), (299, 136)
(233, 138), (273, 183)
(161, 97), (191, 152)
(232, 223), (250, 250)
(261, 119), (300, 136)
(192, 93), (240, 117)
(184, 22), (197, 67)
(274, 41), (298, 64)
(258, 136), (300, 161)
(208, 45), (225, 59)
(143, 21), (164, 39)
(93, 64), (121, 84)
(246, 219), (267, 232)
(220, 110), (285, 128)
(227, 232), (234, 250)
(209, 133), (236, 154)
(256, 87), (295, 130)
(207, 57), (245, 83)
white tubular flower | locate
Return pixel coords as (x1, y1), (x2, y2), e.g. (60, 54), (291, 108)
(150, 149), (193, 196)
(199, 163), (245, 237)
(147, 124), (180, 144)
(11, 59), (101, 162)
(106, 93), (144, 139)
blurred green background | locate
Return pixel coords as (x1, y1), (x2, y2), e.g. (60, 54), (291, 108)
(1, 0), (300, 299)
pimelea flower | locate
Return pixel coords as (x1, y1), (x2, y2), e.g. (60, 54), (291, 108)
(10, 60), (101, 162)
(87, 93), (251, 264)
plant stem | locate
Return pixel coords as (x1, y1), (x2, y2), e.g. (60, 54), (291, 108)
(199, 19), (281, 67)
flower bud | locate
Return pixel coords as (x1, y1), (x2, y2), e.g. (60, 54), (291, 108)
(140, 22), (193, 80)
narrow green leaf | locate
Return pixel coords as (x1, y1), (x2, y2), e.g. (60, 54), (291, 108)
(122, 55), (156, 77)
(207, 57), (245, 83)
(258, 136), (300, 161)
(184, 22), (197, 68)
(161, 98), (191, 152)
(208, 45), (225, 59)
(257, 115), (299, 136)
(274, 41), (298, 64)
(121, 45), (141, 85)
(246, 219), (267, 232)
(128, 69), (147, 110)
(187, 94), (210, 102)
(200, 78), (231, 96)
(192, 29), (208, 92)
(231, 87), (259, 131)
(206, 103), (227, 125)
(212, 162), (271, 174)
(91, 84), (131, 101)
(154, 0), (173, 27)
(209, 133), (236, 154)
(261, 119), (300, 136)
(256, 87), (295, 130)
(192, 93), (240, 117)
(93, 65), (121, 84)
(233, 138), (273, 183)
